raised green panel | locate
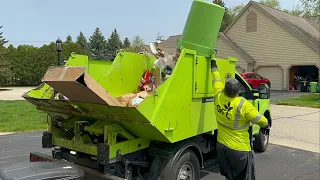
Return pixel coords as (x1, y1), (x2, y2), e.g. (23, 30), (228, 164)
(88, 60), (113, 80)
(97, 51), (156, 97)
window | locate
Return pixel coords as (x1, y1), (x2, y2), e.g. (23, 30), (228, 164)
(253, 74), (263, 79)
(246, 74), (255, 79)
(246, 12), (257, 33)
(236, 74), (252, 99)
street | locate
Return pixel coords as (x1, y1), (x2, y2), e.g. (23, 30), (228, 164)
(269, 90), (308, 104)
(0, 132), (319, 180)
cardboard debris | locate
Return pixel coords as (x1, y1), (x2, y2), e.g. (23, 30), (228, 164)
(42, 66), (123, 106)
(154, 67), (162, 88)
(137, 91), (152, 99)
(143, 83), (155, 91)
(116, 93), (137, 107)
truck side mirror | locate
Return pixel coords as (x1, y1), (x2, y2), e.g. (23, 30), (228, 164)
(259, 83), (270, 99)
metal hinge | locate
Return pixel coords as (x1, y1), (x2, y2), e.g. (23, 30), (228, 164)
(195, 82), (198, 91)
(196, 57), (198, 65)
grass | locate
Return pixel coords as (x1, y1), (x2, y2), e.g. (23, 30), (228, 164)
(0, 100), (47, 132)
(277, 93), (320, 108)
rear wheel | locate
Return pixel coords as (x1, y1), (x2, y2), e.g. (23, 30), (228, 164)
(253, 130), (269, 152)
(160, 150), (200, 180)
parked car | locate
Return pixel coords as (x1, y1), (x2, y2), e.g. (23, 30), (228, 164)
(241, 72), (271, 89)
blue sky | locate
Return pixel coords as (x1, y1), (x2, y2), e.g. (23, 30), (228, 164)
(0, 0), (300, 47)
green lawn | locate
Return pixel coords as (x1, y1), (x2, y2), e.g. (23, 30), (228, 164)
(0, 100), (47, 132)
(277, 93), (320, 108)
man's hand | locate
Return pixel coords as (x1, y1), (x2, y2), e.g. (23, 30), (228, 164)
(260, 124), (270, 134)
(211, 59), (218, 71)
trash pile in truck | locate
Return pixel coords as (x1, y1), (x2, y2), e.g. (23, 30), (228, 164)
(115, 42), (179, 107)
(40, 42), (179, 108)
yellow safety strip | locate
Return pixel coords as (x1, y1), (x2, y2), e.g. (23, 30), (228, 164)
(251, 114), (262, 124)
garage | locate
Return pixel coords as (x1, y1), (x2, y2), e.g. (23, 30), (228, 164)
(256, 66), (283, 90)
(289, 65), (319, 91)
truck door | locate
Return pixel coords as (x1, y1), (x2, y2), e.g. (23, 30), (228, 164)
(193, 57), (237, 98)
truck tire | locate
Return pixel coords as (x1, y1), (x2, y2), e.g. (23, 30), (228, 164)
(253, 130), (269, 152)
(160, 150), (200, 180)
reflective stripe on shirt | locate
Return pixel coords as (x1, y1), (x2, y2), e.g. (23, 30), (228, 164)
(217, 121), (249, 130)
(212, 78), (222, 84)
(234, 98), (245, 128)
(252, 113), (262, 123)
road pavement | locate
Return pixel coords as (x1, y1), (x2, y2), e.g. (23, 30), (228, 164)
(270, 90), (308, 104)
(0, 132), (319, 180)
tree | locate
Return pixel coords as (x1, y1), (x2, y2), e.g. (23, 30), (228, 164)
(259, 0), (281, 9)
(76, 31), (88, 50)
(0, 26), (8, 46)
(106, 28), (123, 60)
(65, 35), (73, 43)
(231, 4), (245, 17)
(300, 0), (320, 17)
(123, 37), (131, 48)
(124, 35), (144, 53)
(213, 0), (235, 32)
(283, 4), (304, 16)
(0, 46), (13, 87)
(89, 28), (108, 60)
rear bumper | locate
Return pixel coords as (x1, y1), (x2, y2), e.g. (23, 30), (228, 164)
(29, 152), (125, 180)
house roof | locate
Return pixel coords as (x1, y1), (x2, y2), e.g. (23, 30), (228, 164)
(143, 35), (181, 55)
(224, 1), (320, 53)
(218, 32), (255, 65)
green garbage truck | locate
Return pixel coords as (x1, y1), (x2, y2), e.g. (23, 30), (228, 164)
(19, 0), (272, 179)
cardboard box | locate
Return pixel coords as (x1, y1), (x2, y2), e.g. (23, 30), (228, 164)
(42, 66), (122, 106)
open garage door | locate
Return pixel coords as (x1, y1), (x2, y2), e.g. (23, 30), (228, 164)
(257, 66), (282, 90)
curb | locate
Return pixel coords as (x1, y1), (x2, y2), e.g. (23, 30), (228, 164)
(0, 132), (14, 136)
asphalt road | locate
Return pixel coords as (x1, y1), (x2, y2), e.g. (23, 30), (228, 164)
(270, 90), (308, 104)
(0, 132), (319, 180)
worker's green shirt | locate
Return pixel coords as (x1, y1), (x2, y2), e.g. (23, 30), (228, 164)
(211, 71), (268, 152)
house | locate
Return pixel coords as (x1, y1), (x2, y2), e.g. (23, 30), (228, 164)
(146, 1), (319, 91)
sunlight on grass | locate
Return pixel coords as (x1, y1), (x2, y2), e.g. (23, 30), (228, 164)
(277, 94), (320, 108)
(0, 100), (47, 132)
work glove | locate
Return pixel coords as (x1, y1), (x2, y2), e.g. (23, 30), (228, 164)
(260, 124), (270, 134)
(210, 59), (218, 71)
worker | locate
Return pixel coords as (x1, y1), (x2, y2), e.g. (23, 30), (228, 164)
(210, 59), (270, 180)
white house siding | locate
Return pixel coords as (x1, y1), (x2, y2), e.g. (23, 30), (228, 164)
(225, 5), (320, 90)
(215, 37), (248, 73)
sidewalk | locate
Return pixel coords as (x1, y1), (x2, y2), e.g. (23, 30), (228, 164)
(0, 87), (34, 100)
(270, 105), (320, 153)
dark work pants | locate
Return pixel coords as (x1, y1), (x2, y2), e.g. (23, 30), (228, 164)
(216, 142), (256, 180)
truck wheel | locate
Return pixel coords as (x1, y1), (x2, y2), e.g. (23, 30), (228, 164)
(161, 150), (200, 180)
(253, 130), (269, 152)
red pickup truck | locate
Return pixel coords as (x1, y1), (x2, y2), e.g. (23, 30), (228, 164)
(241, 72), (271, 89)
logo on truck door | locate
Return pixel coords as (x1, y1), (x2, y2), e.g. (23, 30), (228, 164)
(217, 102), (233, 119)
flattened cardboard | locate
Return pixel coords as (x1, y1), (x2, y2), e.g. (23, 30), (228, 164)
(42, 66), (122, 106)
(154, 67), (162, 88)
(137, 91), (152, 99)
